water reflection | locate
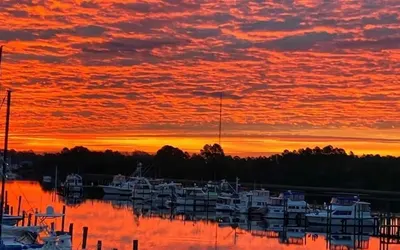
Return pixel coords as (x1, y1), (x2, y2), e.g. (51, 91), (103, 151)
(4, 181), (400, 250)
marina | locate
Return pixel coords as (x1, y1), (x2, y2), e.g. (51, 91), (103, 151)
(4, 181), (400, 249)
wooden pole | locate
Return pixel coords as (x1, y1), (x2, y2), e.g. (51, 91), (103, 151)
(97, 240), (102, 250)
(21, 211), (25, 226)
(17, 196), (21, 216)
(82, 226), (88, 249)
(27, 213), (32, 226)
(69, 223), (74, 243)
(34, 215), (38, 226)
(61, 205), (66, 232)
(133, 239), (138, 250)
(5, 190), (8, 209)
(10, 206), (13, 215)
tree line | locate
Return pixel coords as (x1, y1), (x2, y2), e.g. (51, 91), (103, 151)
(7, 144), (397, 191)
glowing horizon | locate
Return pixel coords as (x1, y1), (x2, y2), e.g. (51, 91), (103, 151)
(0, 0), (399, 157)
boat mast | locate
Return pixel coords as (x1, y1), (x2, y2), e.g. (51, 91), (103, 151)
(0, 90), (11, 239)
(218, 92), (222, 146)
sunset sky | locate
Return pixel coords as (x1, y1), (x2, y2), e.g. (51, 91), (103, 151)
(0, 0), (399, 156)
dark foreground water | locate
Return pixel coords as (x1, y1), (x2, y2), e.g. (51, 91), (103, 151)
(4, 181), (400, 250)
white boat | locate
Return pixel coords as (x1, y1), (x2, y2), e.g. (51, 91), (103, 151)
(216, 189), (270, 213)
(306, 196), (375, 226)
(99, 174), (133, 196)
(131, 177), (153, 200)
(265, 190), (308, 219)
(175, 187), (218, 206)
(62, 174), (83, 193)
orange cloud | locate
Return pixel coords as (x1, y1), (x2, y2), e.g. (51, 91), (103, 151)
(0, 0), (399, 156)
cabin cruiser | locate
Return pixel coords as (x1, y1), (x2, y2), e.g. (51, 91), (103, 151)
(306, 196), (375, 226)
(148, 182), (184, 207)
(99, 174), (135, 196)
(265, 190), (309, 219)
(61, 174), (83, 193)
(131, 177), (153, 200)
(216, 189), (270, 213)
(174, 187), (218, 207)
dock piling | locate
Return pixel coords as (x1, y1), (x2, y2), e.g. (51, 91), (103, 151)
(97, 240), (102, 250)
(27, 213), (32, 226)
(17, 196), (21, 216)
(82, 226), (88, 249)
(21, 211), (25, 226)
(61, 205), (66, 232)
(69, 223), (74, 243)
(133, 239), (138, 250)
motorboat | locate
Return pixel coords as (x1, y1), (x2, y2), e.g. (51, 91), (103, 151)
(216, 189), (270, 214)
(175, 187), (218, 207)
(265, 190), (309, 219)
(306, 196), (375, 226)
(61, 174), (83, 193)
(131, 177), (153, 200)
(99, 174), (133, 196)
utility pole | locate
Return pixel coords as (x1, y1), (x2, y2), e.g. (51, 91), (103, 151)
(0, 90), (12, 239)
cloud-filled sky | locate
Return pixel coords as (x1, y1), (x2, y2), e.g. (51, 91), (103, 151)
(0, 0), (399, 156)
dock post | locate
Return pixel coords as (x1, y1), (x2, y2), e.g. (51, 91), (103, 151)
(17, 196), (22, 216)
(4, 204), (9, 215)
(97, 240), (102, 250)
(61, 205), (66, 232)
(133, 239), (138, 250)
(50, 222), (55, 232)
(5, 190), (8, 209)
(27, 213), (32, 226)
(10, 206), (13, 215)
(69, 223), (74, 243)
(82, 226), (88, 249)
(34, 214), (38, 226)
(21, 211), (25, 226)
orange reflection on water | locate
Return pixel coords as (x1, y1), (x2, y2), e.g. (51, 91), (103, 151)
(3, 181), (400, 250)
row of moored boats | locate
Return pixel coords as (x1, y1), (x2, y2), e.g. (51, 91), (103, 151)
(63, 171), (376, 227)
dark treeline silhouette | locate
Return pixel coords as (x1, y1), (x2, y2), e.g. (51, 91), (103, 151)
(7, 144), (397, 191)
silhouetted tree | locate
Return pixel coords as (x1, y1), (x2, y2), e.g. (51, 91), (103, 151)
(10, 144), (400, 192)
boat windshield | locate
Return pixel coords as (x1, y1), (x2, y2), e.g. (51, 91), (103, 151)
(331, 196), (359, 206)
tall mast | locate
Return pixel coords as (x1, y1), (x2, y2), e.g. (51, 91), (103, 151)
(218, 92), (222, 146)
(0, 90), (11, 239)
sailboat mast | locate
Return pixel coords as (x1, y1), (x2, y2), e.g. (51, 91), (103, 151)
(218, 92), (222, 146)
(0, 90), (11, 238)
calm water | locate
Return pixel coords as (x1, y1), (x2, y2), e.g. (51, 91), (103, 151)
(3, 181), (400, 250)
